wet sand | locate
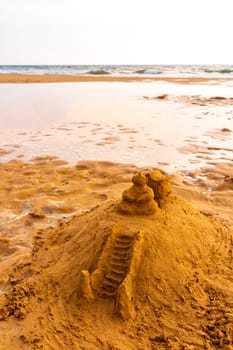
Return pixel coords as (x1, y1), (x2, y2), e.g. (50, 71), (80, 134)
(0, 77), (233, 349)
(0, 156), (232, 349)
(1, 73), (233, 84)
(0, 81), (232, 172)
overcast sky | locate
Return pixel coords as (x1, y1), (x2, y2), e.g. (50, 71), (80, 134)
(1, 0), (233, 64)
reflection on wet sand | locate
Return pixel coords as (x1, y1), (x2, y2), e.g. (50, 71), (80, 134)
(0, 82), (232, 172)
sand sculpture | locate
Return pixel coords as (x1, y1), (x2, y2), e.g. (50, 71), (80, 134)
(1, 162), (233, 349)
(81, 226), (144, 319)
(81, 170), (172, 319)
(118, 170), (172, 214)
(145, 169), (172, 207)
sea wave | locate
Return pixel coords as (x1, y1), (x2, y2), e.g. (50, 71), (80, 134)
(1, 65), (233, 77)
(87, 69), (110, 75)
(204, 68), (233, 74)
(134, 69), (162, 75)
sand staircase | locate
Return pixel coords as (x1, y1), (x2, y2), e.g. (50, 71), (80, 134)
(81, 227), (144, 319)
(98, 234), (134, 298)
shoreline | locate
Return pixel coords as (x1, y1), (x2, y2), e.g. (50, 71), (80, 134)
(0, 80), (232, 172)
(1, 73), (233, 84)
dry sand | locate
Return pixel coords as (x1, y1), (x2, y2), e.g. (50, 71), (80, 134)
(0, 75), (233, 349)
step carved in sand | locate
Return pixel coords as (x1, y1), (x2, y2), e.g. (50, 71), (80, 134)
(81, 226), (144, 319)
(92, 233), (134, 298)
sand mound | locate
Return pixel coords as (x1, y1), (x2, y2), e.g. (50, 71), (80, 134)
(0, 169), (232, 349)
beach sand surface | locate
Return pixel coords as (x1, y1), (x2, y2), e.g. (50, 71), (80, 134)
(0, 156), (232, 349)
(0, 76), (233, 349)
(1, 73), (233, 84)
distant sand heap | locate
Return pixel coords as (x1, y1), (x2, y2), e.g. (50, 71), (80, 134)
(0, 168), (232, 349)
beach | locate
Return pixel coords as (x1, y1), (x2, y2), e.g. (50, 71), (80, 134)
(1, 74), (233, 84)
(0, 73), (233, 349)
(1, 76), (232, 169)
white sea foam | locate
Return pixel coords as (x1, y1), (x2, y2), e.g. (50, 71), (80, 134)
(0, 64), (233, 77)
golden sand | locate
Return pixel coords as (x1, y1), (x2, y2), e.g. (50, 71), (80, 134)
(0, 156), (232, 349)
(0, 73), (233, 84)
(0, 74), (233, 349)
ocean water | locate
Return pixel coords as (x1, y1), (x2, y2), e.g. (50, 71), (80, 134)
(0, 64), (233, 77)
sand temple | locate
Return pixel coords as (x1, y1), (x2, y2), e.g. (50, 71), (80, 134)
(118, 172), (158, 215)
(118, 170), (172, 214)
(81, 170), (174, 319)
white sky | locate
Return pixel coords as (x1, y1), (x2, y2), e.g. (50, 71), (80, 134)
(1, 0), (233, 64)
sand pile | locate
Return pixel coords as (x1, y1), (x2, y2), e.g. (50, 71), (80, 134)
(0, 164), (232, 349)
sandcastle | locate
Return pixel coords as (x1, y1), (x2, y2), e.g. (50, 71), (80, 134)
(81, 226), (144, 319)
(145, 169), (172, 207)
(118, 169), (172, 214)
(2, 164), (232, 349)
(81, 170), (173, 319)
